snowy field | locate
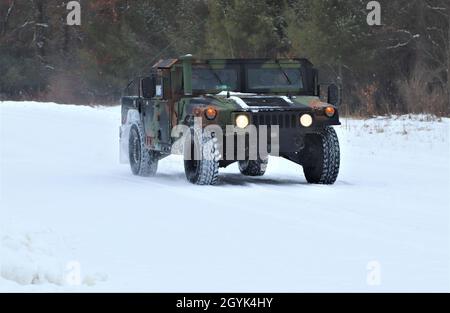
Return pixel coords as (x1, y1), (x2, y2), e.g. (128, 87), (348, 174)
(0, 101), (449, 292)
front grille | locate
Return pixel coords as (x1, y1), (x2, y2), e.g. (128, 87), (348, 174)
(250, 112), (298, 128)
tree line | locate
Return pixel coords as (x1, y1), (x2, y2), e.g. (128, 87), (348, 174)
(0, 0), (448, 116)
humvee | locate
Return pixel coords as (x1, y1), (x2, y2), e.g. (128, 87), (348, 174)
(120, 55), (341, 185)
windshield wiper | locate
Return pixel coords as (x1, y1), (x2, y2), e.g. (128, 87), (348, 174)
(206, 61), (225, 86)
(276, 60), (292, 85)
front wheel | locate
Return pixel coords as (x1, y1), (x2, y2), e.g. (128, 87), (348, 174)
(129, 124), (158, 177)
(184, 129), (220, 185)
(302, 127), (340, 184)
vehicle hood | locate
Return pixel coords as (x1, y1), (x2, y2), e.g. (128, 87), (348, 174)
(208, 92), (326, 111)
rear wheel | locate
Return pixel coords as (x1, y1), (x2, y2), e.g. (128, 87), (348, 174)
(238, 157), (268, 176)
(184, 129), (219, 185)
(129, 124), (158, 176)
(302, 127), (340, 184)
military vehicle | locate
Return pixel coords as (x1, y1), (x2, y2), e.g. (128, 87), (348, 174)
(120, 55), (341, 185)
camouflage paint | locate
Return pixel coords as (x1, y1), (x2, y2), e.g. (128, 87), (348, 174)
(121, 56), (340, 152)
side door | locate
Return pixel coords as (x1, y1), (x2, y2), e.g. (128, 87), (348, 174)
(140, 76), (157, 149)
(152, 72), (171, 152)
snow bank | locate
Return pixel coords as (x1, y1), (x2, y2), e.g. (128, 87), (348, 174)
(0, 223), (107, 288)
(0, 224), (72, 286)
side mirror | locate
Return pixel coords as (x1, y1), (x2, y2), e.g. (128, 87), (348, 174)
(141, 77), (155, 98)
(327, 83), (341, 107)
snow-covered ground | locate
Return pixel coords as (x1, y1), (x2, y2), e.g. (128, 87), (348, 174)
(0, 101), (449, 292)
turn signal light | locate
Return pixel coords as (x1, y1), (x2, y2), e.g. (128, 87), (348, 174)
(325, 106), (336, 117)
(205, 107), (217, 120)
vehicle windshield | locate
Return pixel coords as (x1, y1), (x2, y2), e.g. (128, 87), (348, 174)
(246, 67), (304, 91)
(192, 67), (239, 92)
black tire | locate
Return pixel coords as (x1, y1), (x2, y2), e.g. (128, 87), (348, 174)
(302, 126), (340, 184)
(184, 129), (219, 185)
(238, 157), (268, 176)
(129, 124), (158, 177)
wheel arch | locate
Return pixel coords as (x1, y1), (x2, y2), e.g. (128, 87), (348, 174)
(120, 109), (141, 164)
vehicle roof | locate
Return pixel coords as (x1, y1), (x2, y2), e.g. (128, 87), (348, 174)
(152, 57), (313, 69)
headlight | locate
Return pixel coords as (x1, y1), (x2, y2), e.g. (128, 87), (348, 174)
(300, 114), (313, 127)
(235, 114), (249, 129)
